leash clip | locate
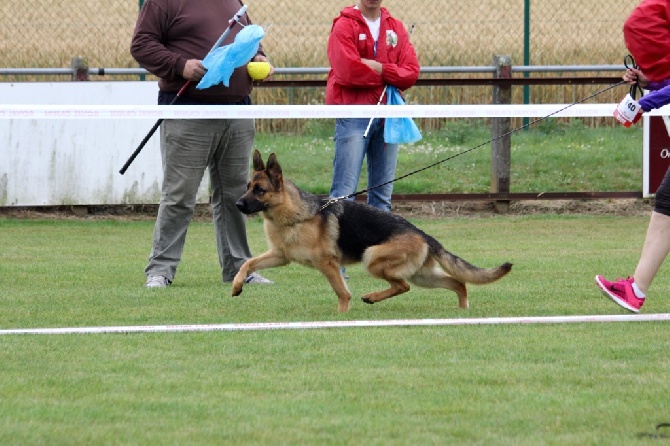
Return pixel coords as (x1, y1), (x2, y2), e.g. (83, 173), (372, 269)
(319, 197), (342, 212)
(319, 193), (359, 211)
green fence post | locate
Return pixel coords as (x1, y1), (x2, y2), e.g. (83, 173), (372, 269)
(523, 0), (530, 128)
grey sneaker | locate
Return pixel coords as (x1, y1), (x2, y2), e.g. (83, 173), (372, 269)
(145, 275), (171, 288)
(244, 272), (273, 285)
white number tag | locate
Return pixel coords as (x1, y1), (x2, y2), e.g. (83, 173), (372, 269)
(613, 93), (642, 127)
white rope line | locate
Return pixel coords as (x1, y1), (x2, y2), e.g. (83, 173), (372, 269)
(2, 314), (669, 335)
(0, 103), (626, 120)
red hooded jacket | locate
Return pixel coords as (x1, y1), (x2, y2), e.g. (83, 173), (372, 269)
(624, 0), (670, 82)
(326, 6), (420, 105)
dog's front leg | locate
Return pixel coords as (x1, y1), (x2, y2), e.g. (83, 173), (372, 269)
(231, 251), (288, 296)
(317, 260), (352, 313)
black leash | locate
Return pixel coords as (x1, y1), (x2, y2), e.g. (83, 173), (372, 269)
(321, 79), (627, 211)
(624, 54), (645, 100)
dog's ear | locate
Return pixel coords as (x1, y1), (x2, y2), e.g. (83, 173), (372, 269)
(252, 150), (265, 172)
(266, 153), (283, 189)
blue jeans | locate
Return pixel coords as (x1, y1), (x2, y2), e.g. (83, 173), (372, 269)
(329, 117), (399, 211)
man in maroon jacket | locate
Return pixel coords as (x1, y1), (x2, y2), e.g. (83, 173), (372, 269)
(326, 0), (420, 213)
(130, 0), (273, 288)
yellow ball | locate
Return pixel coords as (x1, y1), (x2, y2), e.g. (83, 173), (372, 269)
(247, 61), (271, 80)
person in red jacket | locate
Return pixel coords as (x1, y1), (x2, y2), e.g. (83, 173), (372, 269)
(595, 0), (670, 312)
(326, 0), (419, 212)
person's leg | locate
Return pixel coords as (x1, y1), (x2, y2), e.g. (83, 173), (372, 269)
(633, 211), (670, 293)
(633, 169), (670, 294)
(209, 118), (256, 282)
(145, 119), (211, 282)
(595, 166), (670, 311)
(366, 118), (398, 212)
(633, 168), (670, 292)
(330, 118), (368, 280)
(330, 118), (367, 201)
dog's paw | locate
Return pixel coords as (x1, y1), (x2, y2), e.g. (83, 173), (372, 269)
(231, 283), (244, 297)
(361, 297), (374, 305)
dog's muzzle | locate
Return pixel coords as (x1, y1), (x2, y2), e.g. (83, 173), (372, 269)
(236, 197), (266, 215)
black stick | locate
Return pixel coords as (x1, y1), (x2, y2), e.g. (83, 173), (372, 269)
(119, 5), (248, 175)
(118, 83), (187, 175)
(118, 119), (163, 175)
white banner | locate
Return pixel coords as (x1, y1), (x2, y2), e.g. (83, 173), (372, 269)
(0, 103), (622, 120)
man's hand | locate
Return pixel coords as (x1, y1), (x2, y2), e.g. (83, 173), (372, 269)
(252, 54), (275, 80)
(182, 59), (206, 82)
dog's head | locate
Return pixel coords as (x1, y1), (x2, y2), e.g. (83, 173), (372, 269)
(236, 150), (284, 215)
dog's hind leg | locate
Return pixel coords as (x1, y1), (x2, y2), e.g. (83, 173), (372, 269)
(411, 274), (468, 308)
(360, 237), (424, 304)
(316, 258), (352, 312)
(409, 259), (469, 308)
(360, 279), (411, 304)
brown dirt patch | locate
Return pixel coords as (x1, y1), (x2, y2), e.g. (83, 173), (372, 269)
(0, 198), (655, 221)
(392, 198), (654, 218)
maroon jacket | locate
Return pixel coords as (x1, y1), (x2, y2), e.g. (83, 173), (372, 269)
(130, 0), (265, 103)
(326, 6), (419, 105)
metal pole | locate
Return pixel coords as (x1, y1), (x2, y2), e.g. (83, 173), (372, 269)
(523, 0), (530, 128)
(138, 0), (146, 81)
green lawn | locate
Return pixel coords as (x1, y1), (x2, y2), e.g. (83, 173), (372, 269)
(1, 214), (668, 444)
(253, 119), (643, 195)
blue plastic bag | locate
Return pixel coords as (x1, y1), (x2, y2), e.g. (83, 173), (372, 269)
(383, 85), (422, 144)
(196, 25), (265, 89)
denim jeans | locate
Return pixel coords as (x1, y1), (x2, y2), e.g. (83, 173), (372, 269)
(329, 117), (399, 211)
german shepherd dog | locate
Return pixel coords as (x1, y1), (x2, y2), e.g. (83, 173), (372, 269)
(233, 151), (512, 312)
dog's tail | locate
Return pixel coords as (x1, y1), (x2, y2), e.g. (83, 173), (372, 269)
(436, 250), (512, 284)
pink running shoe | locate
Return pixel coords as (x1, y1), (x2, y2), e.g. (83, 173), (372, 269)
(594, 275), (645, 313)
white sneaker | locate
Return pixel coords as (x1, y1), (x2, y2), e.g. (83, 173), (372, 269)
(145, 275), (171, 288)
(244, 272), (273, 285)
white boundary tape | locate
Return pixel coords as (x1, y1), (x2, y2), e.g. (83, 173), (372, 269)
(0, 103), (621, 120)
(2, 314), (669, 335)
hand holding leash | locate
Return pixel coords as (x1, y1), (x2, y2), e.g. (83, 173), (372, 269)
(624, 54), (645, 99)
(614, 55), (644, 127)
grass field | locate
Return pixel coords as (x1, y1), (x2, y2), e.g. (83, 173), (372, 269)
(252, 119), (643, 195)
(1, 206), (669, 443)
(1, 3), (667, 443)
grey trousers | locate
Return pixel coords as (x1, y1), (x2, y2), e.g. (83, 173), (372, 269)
(145, 118), (255, 282)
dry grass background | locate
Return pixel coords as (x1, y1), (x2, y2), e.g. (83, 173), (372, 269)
(0, 0), (638, 68)
(0, 0), (640, 131)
